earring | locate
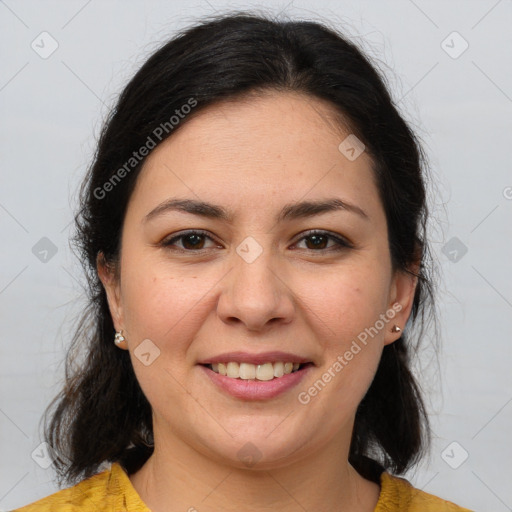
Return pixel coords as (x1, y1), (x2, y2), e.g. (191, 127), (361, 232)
(391, 325), (401, 333)
(114, 330), (126, 346)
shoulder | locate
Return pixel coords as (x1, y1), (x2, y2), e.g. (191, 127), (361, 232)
(376, 472), (474, 511)
(12, 463), (149, 512)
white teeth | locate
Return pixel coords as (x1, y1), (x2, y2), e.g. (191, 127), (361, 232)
(273, 361), (284, 378)
(208, 361), (304, 380)
(226, 362), (239, 378)
(256, 362), (274, 381)
(239, 362), (256, 379)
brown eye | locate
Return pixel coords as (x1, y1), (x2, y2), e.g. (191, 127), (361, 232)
(161, 229), (352, 254)
(180, 233), (206, 250)
(295, 230), (352, 252)
(303, 233), (329, 250)
(162, 230), (219, 251)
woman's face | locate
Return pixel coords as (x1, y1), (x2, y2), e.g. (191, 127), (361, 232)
(99, 91), (416, 469)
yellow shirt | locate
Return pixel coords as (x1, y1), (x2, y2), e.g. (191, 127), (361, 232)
(13, 462), (473, 511)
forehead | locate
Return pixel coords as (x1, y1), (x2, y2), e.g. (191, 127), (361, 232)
(166, 90), (353, 159)
(127, 91), (382, 223)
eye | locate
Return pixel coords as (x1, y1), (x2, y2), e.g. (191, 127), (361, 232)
(161, 230), (219, 251)
(161, 229), (352, 253)
(293, 230), (352, 252)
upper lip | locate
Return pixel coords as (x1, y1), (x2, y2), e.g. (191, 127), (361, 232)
(197, 351), (314, 366)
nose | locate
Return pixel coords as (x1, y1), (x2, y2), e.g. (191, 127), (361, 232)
(216, 240), (295, 332)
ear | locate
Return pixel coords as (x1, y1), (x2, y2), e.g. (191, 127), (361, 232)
(96, 252), (124, 334)
(383, 262), (419, 346)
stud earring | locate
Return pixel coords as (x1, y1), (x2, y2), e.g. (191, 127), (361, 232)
(114, 330), (126, 346)
(391, 325), (401, 333)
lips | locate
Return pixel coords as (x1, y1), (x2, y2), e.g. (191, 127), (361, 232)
(199, 362), (314, 400)
(197, 350), (314, 366)
(196, 350), (315, 399)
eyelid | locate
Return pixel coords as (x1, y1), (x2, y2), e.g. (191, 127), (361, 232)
(295, 229), (354, 249)
(161, 228), (353, 253)
(161, 229), (220, 250)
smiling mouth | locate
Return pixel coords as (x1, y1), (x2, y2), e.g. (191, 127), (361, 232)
(201, 361), (314, 381)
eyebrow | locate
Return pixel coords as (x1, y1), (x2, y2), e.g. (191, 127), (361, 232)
(143, 197), (369, 224)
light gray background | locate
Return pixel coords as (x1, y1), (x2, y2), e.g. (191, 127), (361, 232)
(1, 1), (511, 510)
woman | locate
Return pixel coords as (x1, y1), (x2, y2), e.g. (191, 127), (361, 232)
(15, 11), (473, 511)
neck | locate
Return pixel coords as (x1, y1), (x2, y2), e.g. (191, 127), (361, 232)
(128, 429), (381, 512)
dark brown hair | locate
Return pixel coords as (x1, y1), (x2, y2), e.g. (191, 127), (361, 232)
(43, 10), (435, 486)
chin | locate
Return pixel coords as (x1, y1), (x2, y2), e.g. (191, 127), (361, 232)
(200, 431), (314, 471)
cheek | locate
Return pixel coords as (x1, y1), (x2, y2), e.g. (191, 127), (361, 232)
(294, 260), (390, 403)
(120, 253), (221, 349)
(119, 264), (215, 404)
(296, 260), (391, 337)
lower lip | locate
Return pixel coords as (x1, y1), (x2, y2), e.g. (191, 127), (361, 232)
(198, 364), (313, 400)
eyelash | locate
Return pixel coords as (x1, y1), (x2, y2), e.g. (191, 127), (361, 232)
(161, 229), (353, 254)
